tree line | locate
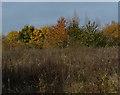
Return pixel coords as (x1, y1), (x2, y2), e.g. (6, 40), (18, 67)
(2, 16), (120, 50)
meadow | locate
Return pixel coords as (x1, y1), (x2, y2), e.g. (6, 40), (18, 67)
(2, 15), (120, 93)
(2, 45), (119, 93)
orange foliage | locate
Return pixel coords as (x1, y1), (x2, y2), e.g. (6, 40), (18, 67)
(44, 17), (68, 48)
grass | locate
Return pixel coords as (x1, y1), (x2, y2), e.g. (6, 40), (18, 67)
(2, 45), (119, 93)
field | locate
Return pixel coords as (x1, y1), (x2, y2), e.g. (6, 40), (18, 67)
(2, 2), (120, 94)
(2, 45), (119, 93)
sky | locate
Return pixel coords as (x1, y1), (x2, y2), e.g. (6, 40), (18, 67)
(0, 2), (2, 34)
(2, 2), (118, 35)
(1, 0), (119, 2)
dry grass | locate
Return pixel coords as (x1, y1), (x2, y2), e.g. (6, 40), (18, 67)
(2, 46), (119, 93)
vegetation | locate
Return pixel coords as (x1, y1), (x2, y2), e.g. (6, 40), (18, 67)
(2, 46), (119, 93)
(2, 16), (120, 50)
(2, 14), (119, 93)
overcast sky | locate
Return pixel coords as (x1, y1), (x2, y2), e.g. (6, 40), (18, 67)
(2, 2), (118, 35)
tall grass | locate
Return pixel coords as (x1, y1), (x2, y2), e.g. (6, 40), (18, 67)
(2, 46), (119, 93)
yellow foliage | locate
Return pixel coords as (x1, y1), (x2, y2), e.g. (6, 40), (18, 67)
(6, 31), (21, 49)
(102, 21), (119, 38)
(30, 28), (44, 48)
(7, 31), (19, 42)
(40, 25), (50, 33)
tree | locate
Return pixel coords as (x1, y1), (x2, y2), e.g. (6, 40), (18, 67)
(84, 20), (99, 33)
(7, 31), (19, 42)
(44, 17), (68, 48)
(80, 21), (106, 47)
(40, 25), (52, 39)
(29, 28), (44, 48)
(19, 25), (35, 43)
(67, 11), (81, 40)
(6, 31), (21, 49)
(40, 25), (50, 33)
(102, 21), (119, 38)
(102, 21), (120, 46)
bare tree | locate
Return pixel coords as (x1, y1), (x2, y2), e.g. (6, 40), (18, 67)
(95, 17), (101, 28)
(85, 15), (89, 25)
(72, 10), (80, 25)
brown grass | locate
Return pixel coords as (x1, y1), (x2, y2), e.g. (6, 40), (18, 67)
(2, 46), (119, 93)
